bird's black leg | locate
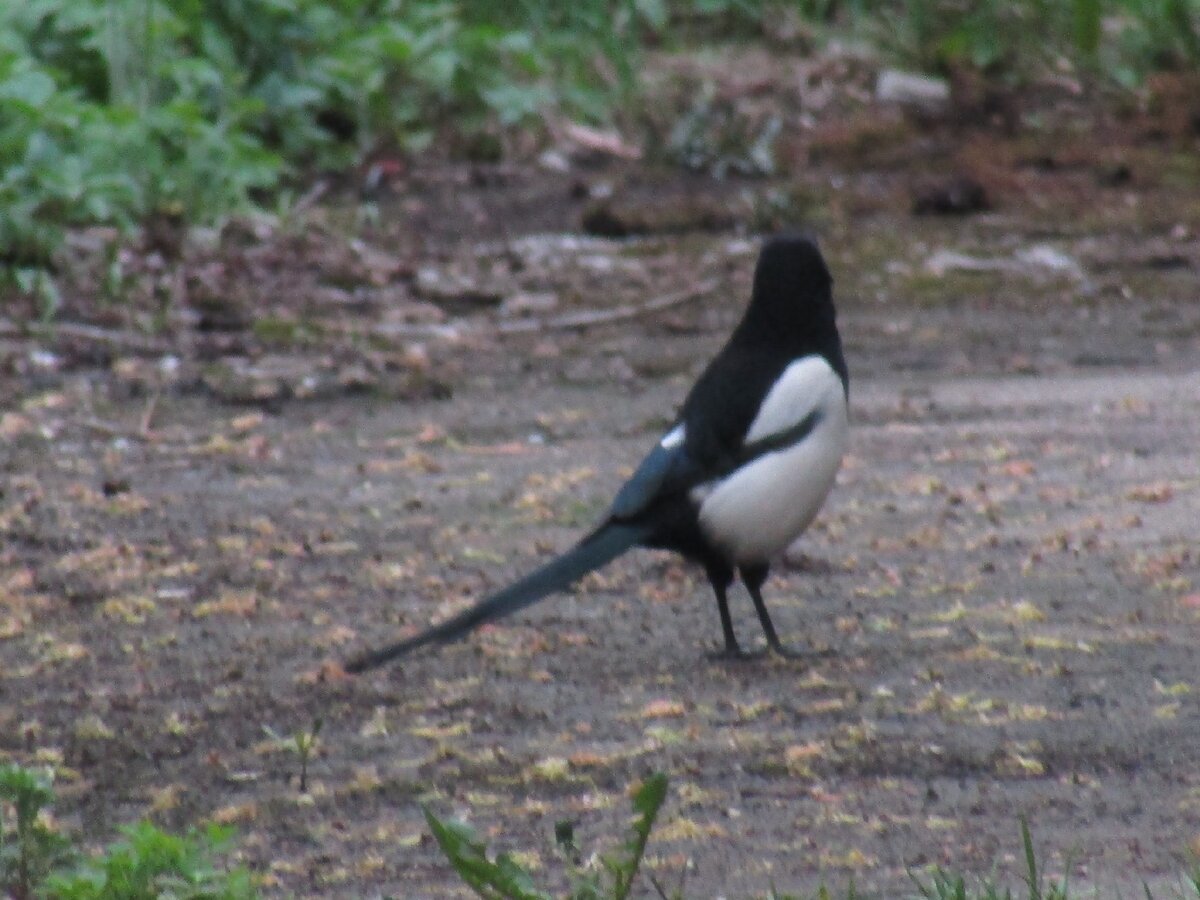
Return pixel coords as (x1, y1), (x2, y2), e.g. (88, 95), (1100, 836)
(705, 563), (757, 660)
(741, 564), (806, 659)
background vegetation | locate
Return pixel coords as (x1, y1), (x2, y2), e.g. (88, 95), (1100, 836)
(1, 0), (1198, 291)
(1, 763), (254, 899)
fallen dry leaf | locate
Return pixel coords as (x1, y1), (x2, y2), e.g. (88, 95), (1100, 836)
(359, 707), (389, 738)
(149, 783), (185, 813)
(641, 699), (686, 719)
(230, 412), (265, 432)
(347, 765), (382, 793)
(1128, 482), (1174, 503)
(73, 713), (115, 741)
(819, 848), (876, 870)
(785, 741), (826, 776)
(296, 660), (350, 684)
(192, 589), (257, 618)
(324, 624), (357, 645)
(654, 817), (728, 841)
(210, 802), (258, 825)
(528, 756), (570, 781)
(999, 459), (1036, 477)
(0, 412), (36, 438)
(567, 750), (610, 768)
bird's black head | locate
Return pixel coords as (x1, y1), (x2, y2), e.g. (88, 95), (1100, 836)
(733, 234), (844, 375)
(747, 233), (833, 330)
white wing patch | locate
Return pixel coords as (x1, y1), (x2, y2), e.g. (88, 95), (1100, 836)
(744, 355), (841, 445)
(660, 424), (685, 449)
(696, 355), (847, 565)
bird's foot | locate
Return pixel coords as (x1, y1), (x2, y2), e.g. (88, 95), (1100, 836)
(766, 641), (809, 660)
(706, 644), (767, 662)
(767, 640), (832, 661)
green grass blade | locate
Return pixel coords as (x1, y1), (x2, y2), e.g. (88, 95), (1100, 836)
(423, 805), (551, 900)
(1072, 0), (1101, 57)
(612, 772), (669, 900)
(1020, 817), (1041, 900)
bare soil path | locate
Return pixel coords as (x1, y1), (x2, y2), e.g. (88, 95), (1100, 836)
(3, 74), (1200, 897)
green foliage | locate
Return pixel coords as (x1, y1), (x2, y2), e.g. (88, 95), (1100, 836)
(261, 717), (323, 792)
(1107, 0), (1200, 85)
(425, 812), (552, 900)
(1072, 0), (1103, 59)
(663, 0), (1200, 86)
(3, 0), (1199, 299)
(44, 822), (255, 900)
(909, 819), (1070, 900)
(0, 763), (254, 900)
(459, 0), (662, 119)
(863, 0), (1075, 75)
(429, 791), (1200, 900)
(0, 0), (587, 277)
(0, 764), (75, 898)
(424, 771), (670, 900)
(558, 771), (668, 900)
(844, 0), (1200, 82)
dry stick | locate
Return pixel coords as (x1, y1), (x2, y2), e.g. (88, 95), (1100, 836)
(290, 178), (329, 217)
(75, 384), (162, 442)
(494, 277), (721, 335)
(81, 418), (149, 440)
(138, 387), (162, 438)
(362, 278), (721, 340)
(39, 322), (171, 354)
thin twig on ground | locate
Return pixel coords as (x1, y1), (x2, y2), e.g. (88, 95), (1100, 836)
(495, 278), (720, 334)
(368, 278), (721, 340)
(81, 418), (151, 441)
(138, 388), (162, 438)
(31, 322), (171, 354)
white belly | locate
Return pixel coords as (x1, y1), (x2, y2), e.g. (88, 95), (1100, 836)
(695, 358), (848, 565)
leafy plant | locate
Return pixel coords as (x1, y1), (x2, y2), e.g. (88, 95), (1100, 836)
(0, 0), (630, 293)
(832, 0), (1200, 84)
(5, 0), (1200, 300)
(262, 717), (323, 792)
(425, 771), (670, 900)
(909, 818), (1070, 900)
(427, 787), (1200, 900)
(0, 764), (75, 899)
(1107, 0), (1200, 85)
(0, 763), (255, 900)
(864, 0), (1059, 76)
(44, 821), (256, 900)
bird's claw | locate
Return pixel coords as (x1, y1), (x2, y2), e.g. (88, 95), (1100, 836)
(706, 644), (767, 662)
(706, 641), (820, 662)
(766, 641), (810, 660)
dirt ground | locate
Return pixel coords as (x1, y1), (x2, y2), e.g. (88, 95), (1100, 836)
(3, 53), (1200, 898)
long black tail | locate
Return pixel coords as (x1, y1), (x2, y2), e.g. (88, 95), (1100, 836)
(344, 522), (649, 672)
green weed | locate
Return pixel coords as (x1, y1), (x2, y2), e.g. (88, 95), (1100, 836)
(44, 822), (256, 900)
(0, 762), (255, 899)
(429, 778), (1200, 899)
(0, 764), (74, 898)
(425, 770), (669, 900)
(0, 0), (583, 288)
(262, 717), (324, 792)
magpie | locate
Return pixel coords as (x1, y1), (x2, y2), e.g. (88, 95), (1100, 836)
(345, 234), (848, 672)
